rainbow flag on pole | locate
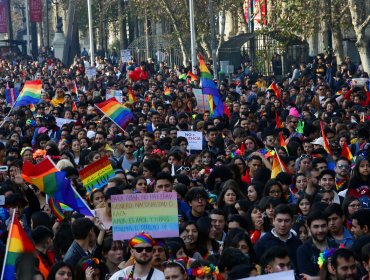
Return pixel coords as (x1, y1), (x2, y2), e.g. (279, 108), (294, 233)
(22, 157), (59, 194)
(271, 150), (289, 179)
(14, 80), (42, 107)
(95, 97), (134, 130)
(127, 87), (136, 103)
(267, 82), (281, 99)
(1, 213), (35, 280)
(79, 156), (115, 197)
(320, 121), (333, 157)
(199, 54), (224, 117)
(340, 142), (353, 161)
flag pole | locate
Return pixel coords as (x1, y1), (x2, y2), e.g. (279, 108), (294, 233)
(0, 101), (17, 128)
(70, 184), (95, 217)
(1, 210), (16, 280)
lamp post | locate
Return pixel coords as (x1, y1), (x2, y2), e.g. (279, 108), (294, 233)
(51, 0), (65, 61)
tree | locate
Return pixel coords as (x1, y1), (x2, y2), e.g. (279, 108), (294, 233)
(347, 0), (370, 73)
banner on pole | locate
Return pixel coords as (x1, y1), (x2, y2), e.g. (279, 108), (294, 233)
(112, 192), (179, 240)
(30, 0), (43, 22)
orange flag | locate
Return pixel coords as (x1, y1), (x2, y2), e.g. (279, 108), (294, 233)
(275, 111), (283, 128)
(340, 142), (353, 161)
(320, 121), (333, 157)
(271, 151), (289, 178)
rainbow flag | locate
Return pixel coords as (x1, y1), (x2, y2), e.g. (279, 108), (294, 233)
(336, 177), (348, 192)
(267, 82), (281, 99)
(279, 133), (288, 154)
(22, 157), (59, 194)
(29, 103), (36, 112)
(128, 87), (136, 103)
(48, 197), (65, 221)
(199, 54), (224, 117)
(1, 214), (35, 280)
(5, 85), (19, 106)
(361, 112), (365, 123)
(271, 151), (289, 178)
(52, 175), (94, 217)
(340, 142), (353, 161)
(187, 71), (199, 82)
(320, 121), (333, 157)
(72, 83), (78, 94)
(79, 156), (115, 197)
(14, 80), (42, 107)
(95, 97), (134, 130)
(72, 101), (77, 112)
(275, 111), (284, 128)
(164, 86), (171, 96)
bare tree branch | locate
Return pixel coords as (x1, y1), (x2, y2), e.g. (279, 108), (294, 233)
(358, 14), (370, 33)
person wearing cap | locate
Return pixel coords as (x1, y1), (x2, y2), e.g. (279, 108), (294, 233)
(110, 233), (165, 280)
(311, 137), (324, 150)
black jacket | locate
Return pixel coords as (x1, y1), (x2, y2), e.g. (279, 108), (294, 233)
(254, 231), (302, 270)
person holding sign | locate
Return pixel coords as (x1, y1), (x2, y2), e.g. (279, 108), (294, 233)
(109, 233), (165, 280)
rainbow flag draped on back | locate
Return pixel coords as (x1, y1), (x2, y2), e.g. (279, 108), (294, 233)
(95, 97), (134, 130)
(22, 158), (59, 194)
(1, 214), (35, 280)
(14, 80), (42, 107)
(199, 55), (224, 117)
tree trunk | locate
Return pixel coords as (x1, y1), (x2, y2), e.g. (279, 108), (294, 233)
(216, 1), (226, 58)
(332, 25), (345, 64)
(159, 0), (188, 65)
(347, 0), (370, 73)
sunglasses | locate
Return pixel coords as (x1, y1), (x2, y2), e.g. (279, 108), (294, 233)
(300, 154), (312, 160)
(337, 164), (349, 169)
(125, 145), (134, 148)
(134, 247), (153, 253)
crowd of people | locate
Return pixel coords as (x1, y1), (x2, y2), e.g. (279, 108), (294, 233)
(0, 50), (370, 280)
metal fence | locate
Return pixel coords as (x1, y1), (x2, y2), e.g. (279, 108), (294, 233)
(128, 35), (188, 67)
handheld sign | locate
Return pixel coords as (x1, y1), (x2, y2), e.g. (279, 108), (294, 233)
(111, 192), (179, 240)
(177, 131), (203, 150)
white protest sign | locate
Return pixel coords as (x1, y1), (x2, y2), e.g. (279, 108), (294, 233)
(106, 89), (123, 103)
(121, 49), (131, 63)
(55, 117), (76, 128)
(239, 270), (295, 280)
(86, 67), (97, 80)
(177, 131), (203, 151)
(193, 88), (210, 113)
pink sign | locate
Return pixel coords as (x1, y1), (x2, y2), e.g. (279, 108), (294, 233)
(30, 0), (42, 22)
(0, 0), (7, 33)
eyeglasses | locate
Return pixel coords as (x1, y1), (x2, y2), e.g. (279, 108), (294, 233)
(337, 164), (349, 169)
(134, 247), (153, 253)
(300, 154), (312, 160)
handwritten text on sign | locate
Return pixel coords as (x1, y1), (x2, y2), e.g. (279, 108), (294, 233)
(177, 131), (203, 150)
(111, 192), (178, 240)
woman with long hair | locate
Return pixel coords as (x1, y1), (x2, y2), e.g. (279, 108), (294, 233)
(347, 156), (370, 198)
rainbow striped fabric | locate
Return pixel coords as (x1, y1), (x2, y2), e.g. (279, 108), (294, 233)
(164, 86), (171, 96)
(14, 80), (42, 107)
(271, 152), (289, 179)
(199, 55), (224, 117)
(95, 97), (134, 130)
(22, 158), (59, 194)
(48, 197), (65, 221)
(128, 87), (136, 103)
(1, 215), (35, 280)
(267, 82), (281, 99)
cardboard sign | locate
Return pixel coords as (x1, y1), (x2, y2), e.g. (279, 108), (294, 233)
(111, 192), (179, 240)
(86, 67), (97, 80)
(55, 117), (76, 128)
(106, 89), (123, 103)
(193, 88), (210, 113)
(121, 49), (131, 63)
(239, 270), (295, 280)
(177, 131), (203, 150)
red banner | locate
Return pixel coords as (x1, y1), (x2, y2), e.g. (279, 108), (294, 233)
(30, 0), (42, 22)
(0, 0), (7, 33)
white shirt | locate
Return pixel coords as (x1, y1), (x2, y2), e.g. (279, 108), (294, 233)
(109, 266), (165, 280)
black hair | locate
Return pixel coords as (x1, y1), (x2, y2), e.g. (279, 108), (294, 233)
(104, 186), (122, 200)
(218, 247), (250, 273)
(32, 225), (54, 245)
(155, 171), (174, 184)
(71, 218), (94, 240)
(31, 211), (52, 230)
(185, 187), (208, 203)
(47, 262), (74, 280)
(261, 246), (289, 273)
(307, 211), (328, 227)
(330, 248), (355, 270)
(324, 203), (343, 218)
(274, 204), (294, 219)
(351, 209), (370, 229)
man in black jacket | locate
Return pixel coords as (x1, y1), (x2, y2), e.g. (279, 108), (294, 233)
(297, 211), (338, 278)
(254, 204), (302, 270)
